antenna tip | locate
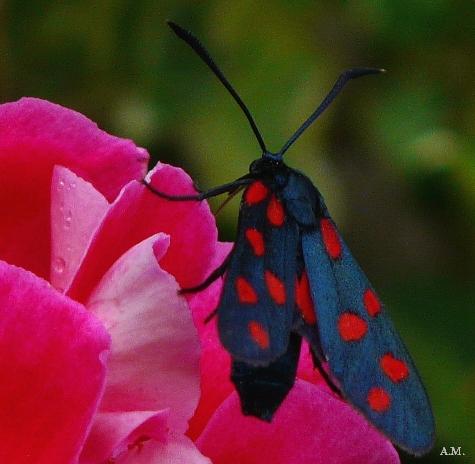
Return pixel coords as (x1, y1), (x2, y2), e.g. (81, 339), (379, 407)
(166, 20), (177, 29)
(345, 67), (387, 80)
(167, 21), (186, 37)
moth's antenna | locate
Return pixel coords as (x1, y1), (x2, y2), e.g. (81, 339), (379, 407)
(279, 68), (385, 157)
(168, 21), (268, 153)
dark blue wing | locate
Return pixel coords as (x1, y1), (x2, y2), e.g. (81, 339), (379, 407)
(302, 217), (435, 455)
(217, 183), (299, 366)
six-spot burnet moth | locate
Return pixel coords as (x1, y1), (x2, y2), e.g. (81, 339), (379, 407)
(144, 22), (435, 455)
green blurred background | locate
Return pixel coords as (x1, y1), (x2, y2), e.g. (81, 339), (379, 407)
(1, 1), (474, 462)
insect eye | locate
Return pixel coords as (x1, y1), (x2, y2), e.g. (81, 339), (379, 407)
(249, 159), (262, 174)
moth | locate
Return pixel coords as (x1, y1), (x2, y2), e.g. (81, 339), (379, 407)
(144, 22), (435, 455)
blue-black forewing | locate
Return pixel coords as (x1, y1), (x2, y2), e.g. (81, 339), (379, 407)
(290, 246), (325, 359)
(217, 183), (299, 365)
(302, 218), (435, 455)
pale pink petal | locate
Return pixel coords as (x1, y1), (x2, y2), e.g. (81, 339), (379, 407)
(87, 234), (201, 433)
(197, 380), (400, 464)
(80, 410), (168, 464)
(50, 166), (109, 292)
(114, 433), (211, 464)
(0, 98), (148, 279)
(68, 163), (217, 303)
(0, 260), (110, 464)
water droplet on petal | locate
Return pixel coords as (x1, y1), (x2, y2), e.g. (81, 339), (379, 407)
(53, 257), (66, 274)
(64, 210), (72, 229)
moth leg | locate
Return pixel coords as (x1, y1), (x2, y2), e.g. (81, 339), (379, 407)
(310, 349), (342, 397)
(142, 176), (252, 201)
(179, 248), (233, 296)
(214, 185), (246, 215)
(181, 250), (233, 323)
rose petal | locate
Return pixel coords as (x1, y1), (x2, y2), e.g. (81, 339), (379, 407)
(80, 410), (168, 464)
(114, 433), (211, 464)
(50, 166), (109, 292)
(197, 380), (400, 464)
(187, 241), (233, 322)
(87, 234), (201, 433)
(146, 164), (218, 288)
(0, 98), (148, 279)
(187, 287), (233, 440)
(68, 163), (217, 303)
(187, 242), (235, 439)
(0, 261), (110, 464)
(296, 340), (331, 390)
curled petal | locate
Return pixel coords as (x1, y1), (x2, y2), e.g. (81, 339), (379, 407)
(0, 98), (148, 279)
(146, 164), (218, 289)
(87, 234), (201, 433)
(80, 410), (168, 464)
(0, 261), (110, 464)
(197, 380), (400, 464)
(50, 166), (109, 292)
(68, 163), (217, 303)
(114, 433), (211, 464)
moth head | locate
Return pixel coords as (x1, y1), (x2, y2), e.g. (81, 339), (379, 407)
(250, 152), (283, 174)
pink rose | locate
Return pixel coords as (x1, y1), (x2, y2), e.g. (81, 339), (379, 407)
(0, 98), (217, 463)
(0, 97), (400, 463)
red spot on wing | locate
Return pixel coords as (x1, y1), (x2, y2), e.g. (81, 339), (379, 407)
(367, 387), (391, 412)
(380, 353), (409, 383)
(265, 270), (286, 305)
(295, 271), (316, 324)
(337, 312), (367, 341)
(266, 195), (285, 227)
(363, 289), (381, 317)
(245, 181), (269, 205)
(245, 228), (265, 256)
(320, 218), (342, 260)
(235, 277), (258, 304)
(248, 321), (270, 349)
